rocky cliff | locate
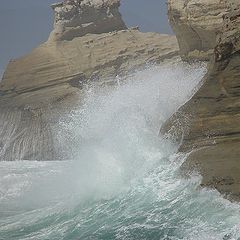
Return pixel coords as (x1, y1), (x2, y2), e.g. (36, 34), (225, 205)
(49, 0), (127, 41)
(0, 0), (179, 108)
(168, 0), (239, 61)
(0, 0), (179, 161)
(165, 0), (240, 200)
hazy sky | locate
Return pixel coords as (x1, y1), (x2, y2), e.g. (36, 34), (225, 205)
(0, 0), (171, 78)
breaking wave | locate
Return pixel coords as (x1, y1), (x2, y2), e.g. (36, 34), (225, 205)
(1, 62), (240, 240)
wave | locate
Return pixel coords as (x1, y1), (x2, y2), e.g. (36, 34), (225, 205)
(1, 62), (239, 240)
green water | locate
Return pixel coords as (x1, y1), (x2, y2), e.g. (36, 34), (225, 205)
(1, 63), (240, 240)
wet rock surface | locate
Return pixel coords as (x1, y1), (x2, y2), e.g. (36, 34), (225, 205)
(0, 0), (179, 161)
(165, 0), (240, 201)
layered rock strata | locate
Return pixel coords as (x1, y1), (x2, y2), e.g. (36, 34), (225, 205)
(0, 30), (179, 108)
(165, 0), (240, 200)
(49, 0), (127, 41)
(167, 0), (240, 61)
(0, 0), (179, 161)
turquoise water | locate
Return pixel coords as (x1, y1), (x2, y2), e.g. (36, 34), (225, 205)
(1, 63), (240, 240)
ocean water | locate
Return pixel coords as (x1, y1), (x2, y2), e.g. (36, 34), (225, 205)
(1, 63), (240, 240)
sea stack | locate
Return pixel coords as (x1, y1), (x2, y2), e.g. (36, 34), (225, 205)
(0, 0), (179, 161)
(49, 0), (127, 41)
(0, 0), (179, 108)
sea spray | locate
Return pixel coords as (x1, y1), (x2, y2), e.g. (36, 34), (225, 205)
(1, 62), (240, 240)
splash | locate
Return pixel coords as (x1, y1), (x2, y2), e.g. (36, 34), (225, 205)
(1, 62), (240, 240)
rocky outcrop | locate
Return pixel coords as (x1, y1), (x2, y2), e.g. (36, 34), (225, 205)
(0, 0), (179, 108)
(49, 0), (127, 41)
(167, 0), (240, 61)
(0, 30), (179, 108)
(0, 0), (179, 161)
(215, 3), (240, 61)
(164, 0), (240, 200)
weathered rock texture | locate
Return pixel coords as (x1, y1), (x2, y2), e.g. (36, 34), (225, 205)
(165, 0), (240, 200)
(168, 0), (240, 61)
(0, 0), (179, 161)
(0, 30), (178, 107)
(49, 0), (127, 41)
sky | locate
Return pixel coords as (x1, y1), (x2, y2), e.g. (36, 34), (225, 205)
(0, 0), (172, 79)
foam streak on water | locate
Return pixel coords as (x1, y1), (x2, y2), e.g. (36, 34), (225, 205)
(1, 63), (240, 240)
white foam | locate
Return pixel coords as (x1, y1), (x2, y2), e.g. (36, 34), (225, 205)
(4, 62), (240, 240)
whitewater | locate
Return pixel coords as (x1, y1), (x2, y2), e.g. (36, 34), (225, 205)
(1, 62), (240, 240)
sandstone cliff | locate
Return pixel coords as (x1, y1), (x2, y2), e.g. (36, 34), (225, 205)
(168, 0), (240, 61)
(165, 0), (240, 200)
(49, 0), (127, 41)
(0, 0), (179, 161)
(0, 30), (178, 108)
(0, 0), (179, 108)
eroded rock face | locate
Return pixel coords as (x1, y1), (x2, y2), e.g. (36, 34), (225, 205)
(215, 5), (240, 61)
(0, 30), (179, 107)
(0, 0), (180, 161)
(0, 0), (180, 108)
(168, 0), (240, 61)
(165, 0), (240, 200)
(49, 0), (127, 41)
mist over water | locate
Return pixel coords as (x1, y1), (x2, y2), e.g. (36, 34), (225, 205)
(1, 63), (240, 240)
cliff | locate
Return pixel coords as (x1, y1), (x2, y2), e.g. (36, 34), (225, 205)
(49, 0), (127, 41)
(0, 0), (179, 108)
(167, 0), (239, 61)
(165, 0), (240, 200)
(0, 30), (178, 107)
(0, 0), (179, 161)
